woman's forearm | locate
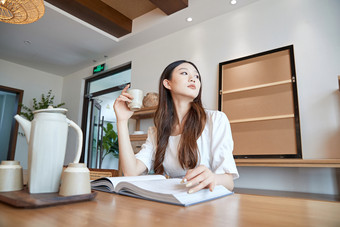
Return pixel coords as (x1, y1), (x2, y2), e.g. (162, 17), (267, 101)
(215, 173), (234, 191)
(116, 120), (146, 176)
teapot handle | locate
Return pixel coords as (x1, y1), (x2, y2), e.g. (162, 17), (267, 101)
(67, 119), (83, 163)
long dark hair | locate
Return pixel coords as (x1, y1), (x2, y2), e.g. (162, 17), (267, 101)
(153, 60), (207, 174)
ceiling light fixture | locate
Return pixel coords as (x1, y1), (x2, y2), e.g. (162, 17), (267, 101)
(186, 17), (193, 22)
(0, 0), (45, 24)
(230, 0), (237, 5)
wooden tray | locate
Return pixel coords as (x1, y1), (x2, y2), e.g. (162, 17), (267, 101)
(0, 187), (97, 208)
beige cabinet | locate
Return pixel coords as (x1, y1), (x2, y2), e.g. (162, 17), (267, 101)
(219, 45), (302, 158)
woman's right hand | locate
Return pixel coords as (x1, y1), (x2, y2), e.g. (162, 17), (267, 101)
(113, 84), (134, 121)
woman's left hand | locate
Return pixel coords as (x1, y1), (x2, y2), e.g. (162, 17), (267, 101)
(182, 165), (216, 194)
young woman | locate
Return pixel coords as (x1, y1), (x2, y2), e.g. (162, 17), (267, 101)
(113, 60), (238, 193)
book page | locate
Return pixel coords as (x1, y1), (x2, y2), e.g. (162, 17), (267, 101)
(107, 175), (166, 190)
(173, 185), (232, 205)
(115, 178), (233, 206)
(119, 178), (185, 194)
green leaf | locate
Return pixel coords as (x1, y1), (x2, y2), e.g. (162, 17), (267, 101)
(19, 90), (65, 120)
(107, 123), (113, 131)
(101, 122), (119, 161)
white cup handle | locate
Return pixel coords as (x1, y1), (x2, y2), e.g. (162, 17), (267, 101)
(66, 119), (83, 163)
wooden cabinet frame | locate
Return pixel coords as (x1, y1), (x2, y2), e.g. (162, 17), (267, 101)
(219, 45), (302, 159)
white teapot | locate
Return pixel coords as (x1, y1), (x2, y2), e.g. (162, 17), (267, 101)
(14, 106), (83, 194)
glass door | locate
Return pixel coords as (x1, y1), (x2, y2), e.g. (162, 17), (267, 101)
(0, 86), (23, 161)
(88, 99), (101, 168)
(81, 63), (131, 169)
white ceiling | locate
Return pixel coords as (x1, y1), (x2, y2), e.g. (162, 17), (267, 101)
(0, 0), (258, 77)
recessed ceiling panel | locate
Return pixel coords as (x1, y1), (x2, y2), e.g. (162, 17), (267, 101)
(101, 0), (157, 20)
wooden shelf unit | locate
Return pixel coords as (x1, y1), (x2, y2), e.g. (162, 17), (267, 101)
(229, 114), (295, 124)
(131, 106), (157, 120)
(219, 45), (302, 158)
(235, 159), (340, 199)
(221, 79), (292, 95)
(130, 134), (148, 141)
(129, 106), (156, 151)
(130, 106), (157, 135)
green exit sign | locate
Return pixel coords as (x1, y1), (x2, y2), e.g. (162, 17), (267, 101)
(93, 63), (105, 74)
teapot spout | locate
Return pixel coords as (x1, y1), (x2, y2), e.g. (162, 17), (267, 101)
(14, 115), (31, 143)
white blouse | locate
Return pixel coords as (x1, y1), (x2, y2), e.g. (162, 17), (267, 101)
(135, 110), (239, 179)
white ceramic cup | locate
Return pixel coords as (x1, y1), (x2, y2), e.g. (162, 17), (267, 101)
(127, 89), (143, 111)
(0, 160), (23, 192)
(59, 163), (91, 196)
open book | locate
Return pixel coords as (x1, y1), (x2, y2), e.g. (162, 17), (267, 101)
(91, 175), (233, 206)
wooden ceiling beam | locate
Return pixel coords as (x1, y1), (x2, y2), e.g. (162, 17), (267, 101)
(148, 0), (188, 15)
(45, 0), (132, 38)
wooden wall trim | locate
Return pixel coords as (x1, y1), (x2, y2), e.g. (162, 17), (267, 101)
(236, 159), (340, 168)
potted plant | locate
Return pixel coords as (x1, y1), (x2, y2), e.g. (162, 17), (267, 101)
(20, 90), (65, 120)
(101, 122), (119, 160)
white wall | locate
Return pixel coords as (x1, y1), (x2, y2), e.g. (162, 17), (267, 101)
(0, 59), (64, 169)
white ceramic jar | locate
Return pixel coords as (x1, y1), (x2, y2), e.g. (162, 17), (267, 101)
(0, 160), (23, 192)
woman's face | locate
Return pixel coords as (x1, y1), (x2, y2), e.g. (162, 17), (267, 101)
(163, 62), (201, 101)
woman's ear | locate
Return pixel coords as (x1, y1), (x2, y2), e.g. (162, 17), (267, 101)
(163, 79), (171, 90)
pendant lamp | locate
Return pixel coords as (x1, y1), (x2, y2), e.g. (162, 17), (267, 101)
(0, 0), (45, 24)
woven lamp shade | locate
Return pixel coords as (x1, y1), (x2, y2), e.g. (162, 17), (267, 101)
(0, 0), (45, 24)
